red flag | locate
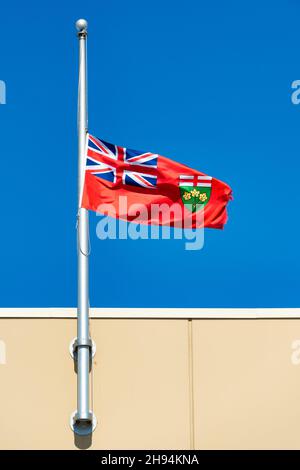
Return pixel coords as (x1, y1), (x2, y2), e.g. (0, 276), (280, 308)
(81, 134), (232, 229)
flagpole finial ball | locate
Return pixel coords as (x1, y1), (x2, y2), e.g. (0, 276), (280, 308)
(76, 19), (88, 32)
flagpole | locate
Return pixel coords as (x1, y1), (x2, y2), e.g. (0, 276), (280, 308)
(71, 18), (96, 436)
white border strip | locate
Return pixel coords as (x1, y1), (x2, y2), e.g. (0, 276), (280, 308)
(0, 308), (300, 319)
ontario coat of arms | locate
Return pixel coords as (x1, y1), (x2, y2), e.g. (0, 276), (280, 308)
(179, 174), (212, 213)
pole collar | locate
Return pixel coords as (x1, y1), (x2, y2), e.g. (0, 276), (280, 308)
(69, 337), (96, 359)
(70, 410), (97, 435)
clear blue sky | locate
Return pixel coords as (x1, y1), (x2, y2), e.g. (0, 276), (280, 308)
(0, 0), (299, 308)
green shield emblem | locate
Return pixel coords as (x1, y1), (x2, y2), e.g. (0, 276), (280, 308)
(180, 186), (211, 213)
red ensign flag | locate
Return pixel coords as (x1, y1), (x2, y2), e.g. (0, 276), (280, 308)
(81, 134), (232, 229)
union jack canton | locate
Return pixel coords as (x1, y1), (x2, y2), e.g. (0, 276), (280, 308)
(86, 134), (158, 189)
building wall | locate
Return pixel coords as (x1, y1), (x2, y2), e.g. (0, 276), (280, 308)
(0, 315), (300, 449)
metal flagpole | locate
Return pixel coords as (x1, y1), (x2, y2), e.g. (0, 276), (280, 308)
(71, 18), (96, 436)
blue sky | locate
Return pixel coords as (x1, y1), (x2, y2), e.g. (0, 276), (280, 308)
(0, 0), (299, 307)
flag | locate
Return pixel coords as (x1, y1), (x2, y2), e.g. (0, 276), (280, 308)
(81, 134), (232, 229)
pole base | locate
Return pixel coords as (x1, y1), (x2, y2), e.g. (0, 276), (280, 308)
(70, 410), (97, 436)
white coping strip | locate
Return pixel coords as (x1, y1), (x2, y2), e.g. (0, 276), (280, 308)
(0, 308), (299, 319)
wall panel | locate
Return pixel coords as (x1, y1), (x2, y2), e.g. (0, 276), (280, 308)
(192, 319), (300, 449)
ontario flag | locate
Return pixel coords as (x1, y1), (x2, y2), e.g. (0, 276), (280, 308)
(81, 134), (232, 229)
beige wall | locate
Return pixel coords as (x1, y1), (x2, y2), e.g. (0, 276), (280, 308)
(0, 317), (300, 449)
